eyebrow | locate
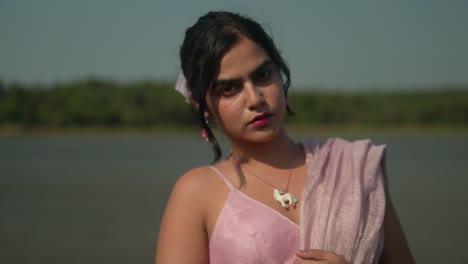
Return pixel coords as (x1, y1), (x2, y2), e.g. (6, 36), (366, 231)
(213, 59), (275, 87)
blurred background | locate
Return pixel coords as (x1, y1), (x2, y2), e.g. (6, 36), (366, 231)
(1, 1), (467, 263)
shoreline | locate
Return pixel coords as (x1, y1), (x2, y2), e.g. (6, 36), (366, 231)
(1, 124), (467, 138)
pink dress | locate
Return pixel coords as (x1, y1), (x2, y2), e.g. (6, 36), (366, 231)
(208, 138), (386, 264)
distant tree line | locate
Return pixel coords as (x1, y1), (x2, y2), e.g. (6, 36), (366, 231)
(0, 79), (467, 129)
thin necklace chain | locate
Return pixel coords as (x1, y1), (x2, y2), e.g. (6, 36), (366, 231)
(230, 143), (295, 192)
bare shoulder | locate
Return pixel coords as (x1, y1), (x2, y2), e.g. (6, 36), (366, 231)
(167, 166), (228, 215)
(155, 166), (221, 264)
(172, 166), (220, 199)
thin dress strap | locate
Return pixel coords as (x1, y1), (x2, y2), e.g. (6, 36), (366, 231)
(207, 166), (235, 190)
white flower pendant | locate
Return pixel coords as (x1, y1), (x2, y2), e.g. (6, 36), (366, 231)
(273, 188), (298, 208)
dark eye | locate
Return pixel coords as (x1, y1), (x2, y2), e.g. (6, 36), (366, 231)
(254, 70), (272, 83)
(222, 85), (235, 93)
(217, 84), (239, 97)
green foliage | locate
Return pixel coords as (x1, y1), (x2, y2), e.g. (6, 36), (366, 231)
(288, 90), (468, 126)
(0, 79), (467, 129)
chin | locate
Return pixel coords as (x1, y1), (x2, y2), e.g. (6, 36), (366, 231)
(248, 127), (283, 143)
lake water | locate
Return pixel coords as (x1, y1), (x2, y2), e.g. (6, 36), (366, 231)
(1, 134), (467, 263)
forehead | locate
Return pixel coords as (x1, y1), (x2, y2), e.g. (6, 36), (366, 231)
(216, 37), (270, 80)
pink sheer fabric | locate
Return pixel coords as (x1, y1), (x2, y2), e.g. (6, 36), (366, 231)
(208, 138), (386, 264)
(208, 166), (300, 264)
(300, 138), (386, 264)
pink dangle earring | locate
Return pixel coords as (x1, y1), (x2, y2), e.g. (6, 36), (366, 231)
(202, 129), (209, 141)
(202, 120), (209, 142)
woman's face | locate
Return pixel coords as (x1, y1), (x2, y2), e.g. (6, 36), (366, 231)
(205, 36), (286, 144)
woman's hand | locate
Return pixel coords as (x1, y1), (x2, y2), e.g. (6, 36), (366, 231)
(295, 249), (350, 264)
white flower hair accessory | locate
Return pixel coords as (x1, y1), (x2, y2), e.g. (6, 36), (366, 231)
(175, 70), (191, 103)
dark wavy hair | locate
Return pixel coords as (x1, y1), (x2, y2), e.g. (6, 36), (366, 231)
(180, 11), (293, 162)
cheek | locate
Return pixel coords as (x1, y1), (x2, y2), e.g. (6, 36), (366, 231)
(214, 100), (248, 135)
(212, 100), (237, 124)
(267, 84), (286, 106)
(221, 100), (242, 119)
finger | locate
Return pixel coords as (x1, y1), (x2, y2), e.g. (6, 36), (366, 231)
(294, 259), (320, 264)
(296, 249), (331, 260)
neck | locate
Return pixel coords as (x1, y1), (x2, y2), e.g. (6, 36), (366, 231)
(230, 127), (297, 169)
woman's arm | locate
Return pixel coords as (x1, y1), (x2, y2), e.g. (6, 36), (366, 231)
(379, 154), (415, 264)
(379, 199), (415, 264)
(155, 169), (210, 264)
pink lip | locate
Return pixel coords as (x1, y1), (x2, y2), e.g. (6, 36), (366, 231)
(249, 113), (273, 127)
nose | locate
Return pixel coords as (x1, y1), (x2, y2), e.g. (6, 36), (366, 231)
(245, 81), (264, 110)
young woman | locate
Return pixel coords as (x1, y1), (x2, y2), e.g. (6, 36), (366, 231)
(155, 11), (414, 264)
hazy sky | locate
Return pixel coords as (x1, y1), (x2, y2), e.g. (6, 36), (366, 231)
(1, 0), (467, 90)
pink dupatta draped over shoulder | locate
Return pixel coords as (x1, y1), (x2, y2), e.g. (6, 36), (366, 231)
(300, 138), (386, 263)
